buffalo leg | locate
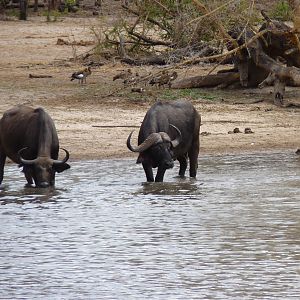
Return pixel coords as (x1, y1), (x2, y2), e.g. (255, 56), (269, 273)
(142, 162), (154, 182)
(23, 166), (34, 186)
(24, 172), (34, 186)
(0, 152), (6, 185)
(177, 155), (187, 177)
(188, 139), (199, 178)
(155, 165), (166, 182)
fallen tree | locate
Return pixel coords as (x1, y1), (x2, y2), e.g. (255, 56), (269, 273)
(171, 9), (300, 107)
(88, 1), (300, 107)
(172, 72), (239, 89)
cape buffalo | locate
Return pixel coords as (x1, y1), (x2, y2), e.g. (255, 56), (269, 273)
(0, 105), (70, 188)
(127, 100), (200, 182)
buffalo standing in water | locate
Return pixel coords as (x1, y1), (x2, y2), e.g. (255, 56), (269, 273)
(127, 100), (201, 182)
(0, 105), (70, 188)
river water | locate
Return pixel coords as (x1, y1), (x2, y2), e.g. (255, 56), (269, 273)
(0, 152), (299, 300)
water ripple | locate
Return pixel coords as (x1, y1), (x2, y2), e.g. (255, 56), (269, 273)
(0, 152), (299, 299)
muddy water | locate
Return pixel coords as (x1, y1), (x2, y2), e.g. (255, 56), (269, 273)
(0, 153), (299, 299)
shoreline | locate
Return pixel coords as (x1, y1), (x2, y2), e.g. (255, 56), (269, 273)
(0, 17), (299, 163)
(5, 147), (299, 165)
(58, 147), (300, 161)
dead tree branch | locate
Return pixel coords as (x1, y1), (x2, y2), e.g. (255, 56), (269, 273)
(172, 72), (239, 89)
(121, 4), (172, 35)
(127, 30), (172, 47)
(187, 0), (237, 25)
(29, 74), (53, 78)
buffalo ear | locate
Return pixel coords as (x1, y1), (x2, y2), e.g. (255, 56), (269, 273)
(54, 163), (70, 173)
(136, 154), (144, 164)
(136, 153), (155, 166)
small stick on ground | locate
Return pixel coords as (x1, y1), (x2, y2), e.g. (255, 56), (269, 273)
(29, 74), (53, 78)
(92, 125), (140, 128)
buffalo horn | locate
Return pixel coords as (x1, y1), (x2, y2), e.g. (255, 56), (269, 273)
(18, 147), (39, 165)
(169, 124), (182, 148)
(52, 148), (70, 165)
(159, 132), (171, 142)
(127, 131), (162, 152)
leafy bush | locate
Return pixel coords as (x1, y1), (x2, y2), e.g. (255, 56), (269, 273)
(271, 1), (292, 21)
(0, 0), (9, 12)
(95, 0), (259, 57)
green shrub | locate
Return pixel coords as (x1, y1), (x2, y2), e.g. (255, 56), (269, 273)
(271, 1), (292, 21)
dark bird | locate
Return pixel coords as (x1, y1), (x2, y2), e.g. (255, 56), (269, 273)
(124, 72), (140, 85)
(113, 69), (140, 85)
(149, 70), (167, 87)
(113, 69), (132, 82)
(70, 67), (92, 84)
(167, 71), (178, 87)
(149, 70), (178, 88)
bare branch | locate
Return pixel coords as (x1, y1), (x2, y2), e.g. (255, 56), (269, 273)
(127, 30), (172, 47)
(121, 4), (172, 35)
(179, 29), (269, 66)
(191, 0), (241, 52)
(187, 0), (237, 25)
(152, 0), (176, 17)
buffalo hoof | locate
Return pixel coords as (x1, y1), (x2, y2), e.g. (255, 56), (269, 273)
(37, 182), (50, 188)
(24, 183), (34, 188)
(36, 182), (50, 188)
(229, 127), (241, 134)
(244, 127), (254, 134)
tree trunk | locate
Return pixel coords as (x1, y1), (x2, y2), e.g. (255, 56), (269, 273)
(244, 32), (300, 86)
(229, 22), (300, 105)
(47, 0), (51, 21)
(171, 72), (239, 89)
(19, 0), (28, 20)
(34, 0), (38, 12)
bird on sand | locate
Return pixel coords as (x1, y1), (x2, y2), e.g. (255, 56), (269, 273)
(149, 70), (178, 88)
(70, 67), (92, 84)
(113, 69), (140, 85)
(113, 69), (132, 82)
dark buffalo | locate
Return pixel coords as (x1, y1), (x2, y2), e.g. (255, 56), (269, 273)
(127, 100), (201, 182)
(0, 105), (70, 188)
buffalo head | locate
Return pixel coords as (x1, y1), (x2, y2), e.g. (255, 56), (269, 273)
(127, 124), (182, 170)
(18, 148), (70, 188)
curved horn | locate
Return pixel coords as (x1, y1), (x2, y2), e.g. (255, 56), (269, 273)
(52, 148), (70, 165)
(18, 147), (38, 165)
(159, 132), (171, 142)
(127, 131), (162, 153)
(169, 124), (182, 148)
